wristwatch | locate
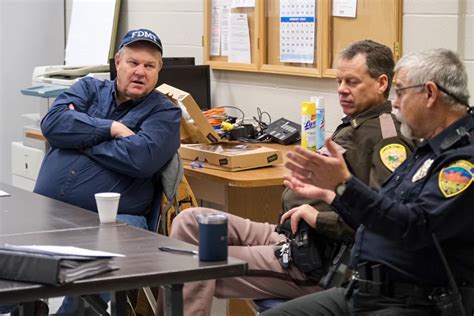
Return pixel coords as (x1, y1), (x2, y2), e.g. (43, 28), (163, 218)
(335, 176), (352, 196)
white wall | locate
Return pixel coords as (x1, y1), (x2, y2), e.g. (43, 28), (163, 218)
(0, 1), (4, 181)
(0, 0), (65, 184)
(111, 0), (473, 136)
(403, 0), (474, 92)
(118, 0), (204, 61)
(2, 0), (473, 183)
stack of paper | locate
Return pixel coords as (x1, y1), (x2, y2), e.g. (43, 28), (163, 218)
(0, 245), (124, 285)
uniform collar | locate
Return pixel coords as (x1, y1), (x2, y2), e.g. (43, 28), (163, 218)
(425, 114), (474, 155)
(346, 100), (392, 129)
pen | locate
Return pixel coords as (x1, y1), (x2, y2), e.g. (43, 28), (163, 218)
(158, 246), (198, 256)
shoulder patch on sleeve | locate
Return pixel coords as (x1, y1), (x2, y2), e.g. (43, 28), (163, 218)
(379, 144), (407, 172)
(438, 160), (473, 198)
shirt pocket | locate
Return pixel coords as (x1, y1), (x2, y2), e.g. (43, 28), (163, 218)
(394, 177), (424, 203)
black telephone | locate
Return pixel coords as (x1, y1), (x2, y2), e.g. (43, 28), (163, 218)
(265, 118), (301, 145)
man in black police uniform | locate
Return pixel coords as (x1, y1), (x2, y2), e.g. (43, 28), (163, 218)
(264, 48), (474, 315)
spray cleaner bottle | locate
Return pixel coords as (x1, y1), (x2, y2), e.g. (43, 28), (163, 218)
(311, 96), (325, 149)
(301, 101), (316, 151)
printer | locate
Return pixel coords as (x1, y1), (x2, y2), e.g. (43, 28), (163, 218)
(32, 64), (110, 86)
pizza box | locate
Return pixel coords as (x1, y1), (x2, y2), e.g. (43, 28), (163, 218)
(179, 142), (282, 171)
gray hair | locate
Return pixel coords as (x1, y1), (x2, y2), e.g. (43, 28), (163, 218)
(395, 49), (470, 109)
(117, 47), (125, 58)
(339, 40), (395, 99)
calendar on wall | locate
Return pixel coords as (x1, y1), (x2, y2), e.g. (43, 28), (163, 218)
(279, 0), (316, 63)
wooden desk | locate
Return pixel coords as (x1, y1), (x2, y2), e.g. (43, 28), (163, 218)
(0, 225), (247, 316)
(184, 143), (292, 224)
(24, 130), (46, 142)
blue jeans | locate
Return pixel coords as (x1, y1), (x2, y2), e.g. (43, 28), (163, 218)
(56, 214), (148, 315)
(0, 304), (17, 314)
(117, 214), (149, 230)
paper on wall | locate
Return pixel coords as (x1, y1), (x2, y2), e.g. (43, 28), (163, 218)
(211, 7), (221, 55)
(220, 4), (231, 55)
(332, 0), (357, 18)
(228, 13), (251, 64)
(211, 0), (231, 56)
(231, 0), (255, 8)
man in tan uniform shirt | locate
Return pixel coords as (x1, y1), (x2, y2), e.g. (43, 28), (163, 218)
(170, 40), (415, 316)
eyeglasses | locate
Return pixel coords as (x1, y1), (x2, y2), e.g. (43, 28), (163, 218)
(395, 82), (468, 107)
(436, 84), (468, 107)
(394, 84), (425, 98)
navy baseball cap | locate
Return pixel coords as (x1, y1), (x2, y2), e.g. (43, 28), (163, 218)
(118, 29), (163, 54)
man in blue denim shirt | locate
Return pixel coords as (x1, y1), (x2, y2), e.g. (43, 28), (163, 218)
(30, 28), (180, 315)
(34, 28), (181, 228)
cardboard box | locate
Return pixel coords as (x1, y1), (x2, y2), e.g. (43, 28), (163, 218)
(157, 84), (219, 144)
(157, 84), (283, 171)
(179, 143), (282, 171)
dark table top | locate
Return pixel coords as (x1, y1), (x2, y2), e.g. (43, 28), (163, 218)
(0, 183), (123, 237)
(0, 225), (247, 304)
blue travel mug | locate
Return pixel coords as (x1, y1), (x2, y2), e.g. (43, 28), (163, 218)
(197, 213), (228, 261)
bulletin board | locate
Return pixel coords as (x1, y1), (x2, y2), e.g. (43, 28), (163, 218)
(321, 0), (402, 77)
(204, 0), (402, 78)
(203, 1), (260, 72)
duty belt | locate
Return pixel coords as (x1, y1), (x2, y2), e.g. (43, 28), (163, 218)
(354, 262), (433, 298)
(356, 278), (431, 298)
